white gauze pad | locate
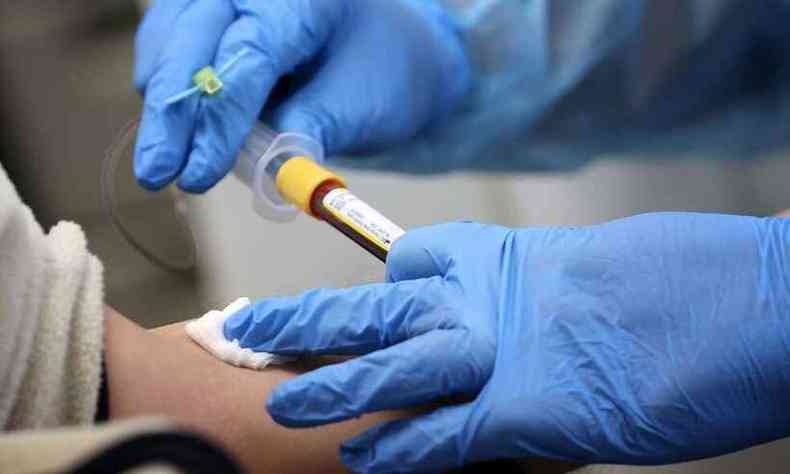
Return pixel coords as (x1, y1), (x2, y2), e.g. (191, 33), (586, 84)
(185, 297), (293, 370)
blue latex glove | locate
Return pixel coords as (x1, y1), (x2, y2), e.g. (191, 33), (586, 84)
(136, 1), (790, 181)
(133, 0), (470, 192)
(225, 214), (790, 473)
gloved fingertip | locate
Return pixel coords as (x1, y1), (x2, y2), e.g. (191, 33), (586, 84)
(266, 384), (310, 428)
(267, 377), (347, 428)
(135, 172), (172, 192)
(134, 146), (180, 191)
(176, 154), (220, 194)
(265, 399), (294, 427)
(386, 229), (443, 282)
(222, 305), (253, 342)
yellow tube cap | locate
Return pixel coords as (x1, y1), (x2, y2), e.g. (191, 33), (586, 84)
(275, 157), (346, 217)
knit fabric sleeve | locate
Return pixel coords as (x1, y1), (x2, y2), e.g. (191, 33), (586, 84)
(0, 163), (105, 430)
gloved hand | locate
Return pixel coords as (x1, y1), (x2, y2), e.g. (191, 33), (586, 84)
(133, 0), (470, 192)
(225, 214), (790, 473)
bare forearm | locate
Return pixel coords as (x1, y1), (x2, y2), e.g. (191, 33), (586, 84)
(103, 308), (406, 474)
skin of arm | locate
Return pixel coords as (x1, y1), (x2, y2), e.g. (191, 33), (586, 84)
(103, 306), (408, 474)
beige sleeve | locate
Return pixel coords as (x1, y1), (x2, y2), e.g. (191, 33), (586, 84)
(0, 163), (105, 430)
(0, 418), (176, 474)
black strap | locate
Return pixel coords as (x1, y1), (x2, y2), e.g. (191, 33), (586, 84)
(94, 359), (109, 423)
(68, 430), (241, 474)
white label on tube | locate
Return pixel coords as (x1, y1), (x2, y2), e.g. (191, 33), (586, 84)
(323, 188), (405, 251)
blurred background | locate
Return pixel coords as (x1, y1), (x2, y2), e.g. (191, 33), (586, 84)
(1, 1), (789, 473)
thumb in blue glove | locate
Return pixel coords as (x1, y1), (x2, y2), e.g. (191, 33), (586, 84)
(225, 214), (790, 473)
(133, 0), (470, 192)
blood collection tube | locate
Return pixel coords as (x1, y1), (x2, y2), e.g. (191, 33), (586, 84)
(310, 181), (390, 262)
(274, 157), (405, 262)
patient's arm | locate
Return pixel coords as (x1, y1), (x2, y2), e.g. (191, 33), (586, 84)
(103, 307), (407, 474)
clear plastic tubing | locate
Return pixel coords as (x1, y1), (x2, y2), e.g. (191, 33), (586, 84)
(233, 122), (405, 262)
